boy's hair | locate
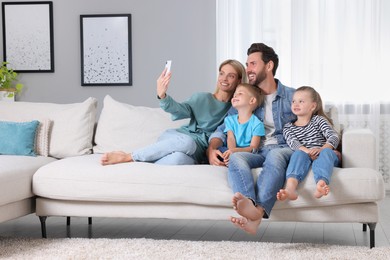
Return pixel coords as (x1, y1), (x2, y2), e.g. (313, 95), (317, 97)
(247, 43), (279, 76)
(296, 86), (333, 125)
(238, 83), (264, 108)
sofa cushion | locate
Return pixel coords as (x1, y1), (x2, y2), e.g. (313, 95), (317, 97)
(0, 97), (98, 158)
(33, 154), (384, 209)
(0, 120), (39, 156)
(34, 119), (52, 157)
(33, 154), (233, 206)
(0, 155), (57, 206)
(93, 95), (188, 153)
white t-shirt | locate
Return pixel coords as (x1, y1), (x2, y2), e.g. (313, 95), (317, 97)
(263, 92), (278, 146)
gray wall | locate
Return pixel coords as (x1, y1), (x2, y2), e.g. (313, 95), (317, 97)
(0, 0), (216, 112)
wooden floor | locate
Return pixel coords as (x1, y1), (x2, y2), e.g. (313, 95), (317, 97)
(1, 194), (389, 248)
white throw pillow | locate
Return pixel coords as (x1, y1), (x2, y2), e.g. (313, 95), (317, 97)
(93, 95), (188, 153)
(35, 118), (52, 157)
(0, 97), (98, 158)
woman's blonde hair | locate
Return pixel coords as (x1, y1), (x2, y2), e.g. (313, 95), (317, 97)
(296, 86), (333, 125)
(214, 59), (247, 97)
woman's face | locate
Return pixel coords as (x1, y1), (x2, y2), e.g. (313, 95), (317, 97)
(217, 64), (240, 93)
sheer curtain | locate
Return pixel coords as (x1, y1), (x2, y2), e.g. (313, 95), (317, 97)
(216, 0), (390, 189)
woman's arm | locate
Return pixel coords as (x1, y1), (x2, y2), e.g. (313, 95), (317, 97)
(157, 68), (170, 99)
(156, 68), (193, 120)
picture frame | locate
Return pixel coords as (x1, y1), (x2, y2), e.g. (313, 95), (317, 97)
(80, 14), (132, 86)
(1, 1), (54, 72)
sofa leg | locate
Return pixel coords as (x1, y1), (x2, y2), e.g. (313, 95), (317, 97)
(66, 216), (71, 226)
(39, 216), (47, 238)
(88, 217), (92, 225)
(363, 223), (367, 232)
(367, 223), (376, 248)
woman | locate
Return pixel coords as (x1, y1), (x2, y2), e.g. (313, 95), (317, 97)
(101, 59), (246, 165)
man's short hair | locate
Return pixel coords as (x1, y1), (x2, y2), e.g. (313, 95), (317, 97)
(247, 43), (279, 76)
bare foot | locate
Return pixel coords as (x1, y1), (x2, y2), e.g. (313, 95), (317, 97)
(276, 188), (298, 201)
(100, 151), (133, 165)
(314, 180), (330, 198)
(230, 216), (261, 235)
(232, 192), (263, 220)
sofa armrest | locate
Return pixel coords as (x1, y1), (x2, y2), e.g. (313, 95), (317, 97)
(341, 128), (376, 169)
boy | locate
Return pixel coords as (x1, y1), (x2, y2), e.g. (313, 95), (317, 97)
(218, 83), (265, 165)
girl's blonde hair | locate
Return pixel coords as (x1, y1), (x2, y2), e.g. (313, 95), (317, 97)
(296, 86), (333, 126)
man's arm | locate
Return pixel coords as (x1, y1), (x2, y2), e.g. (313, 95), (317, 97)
(207, 107), (237, 166)
(207, 137), (224, 166)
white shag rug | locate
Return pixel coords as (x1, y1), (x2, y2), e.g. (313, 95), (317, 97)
(0, 237), (389, 260)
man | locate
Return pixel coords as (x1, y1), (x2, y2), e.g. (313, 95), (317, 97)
(207, 43), (296, 234)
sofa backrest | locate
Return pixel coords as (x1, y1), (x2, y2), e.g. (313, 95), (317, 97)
(0, 97), (97, 158)
(93, 95), (188, 154)
(93, 95), (342, 154)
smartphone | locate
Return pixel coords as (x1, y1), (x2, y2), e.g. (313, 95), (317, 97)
(165, 60), (172, 74)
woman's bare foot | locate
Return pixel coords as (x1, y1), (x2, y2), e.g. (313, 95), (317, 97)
(230, 216), (261, 235)
(314, 179), (330, 198)
(276, 188), (298, 201)
(100, 151), (133, 165)
(232, 192), (264, 220)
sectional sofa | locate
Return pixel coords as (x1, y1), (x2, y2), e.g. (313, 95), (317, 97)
(0, 95), (385, 248)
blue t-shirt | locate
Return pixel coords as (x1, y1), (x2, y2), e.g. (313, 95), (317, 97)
(224, 114), (265, 147)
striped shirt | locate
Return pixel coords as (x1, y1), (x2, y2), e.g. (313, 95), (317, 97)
(283, 115), (340, 150)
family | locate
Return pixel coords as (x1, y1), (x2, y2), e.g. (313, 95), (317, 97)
(100, 43), (340, 235)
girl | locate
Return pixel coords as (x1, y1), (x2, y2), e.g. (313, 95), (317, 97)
(277, 86), (340, 201)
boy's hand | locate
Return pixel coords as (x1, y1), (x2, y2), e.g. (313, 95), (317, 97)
(222, 150), (233, 166)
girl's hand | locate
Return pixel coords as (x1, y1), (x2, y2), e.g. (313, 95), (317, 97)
(157, 68), (171, 99)
(308, 148), (321, 160)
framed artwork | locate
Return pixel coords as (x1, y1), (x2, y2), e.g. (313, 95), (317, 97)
(1, 1), (54, 72)
(80, 14), (132, 86)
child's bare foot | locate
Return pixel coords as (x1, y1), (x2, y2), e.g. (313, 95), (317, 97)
(232, 192), (263, 220)
(100, 151), (133, 165)
(276, 188), (298, 201)
(314, 180), (330, 198)
(230, 216), (261, 235)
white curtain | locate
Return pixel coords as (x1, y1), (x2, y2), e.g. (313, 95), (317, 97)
(216, 0), (390, 188)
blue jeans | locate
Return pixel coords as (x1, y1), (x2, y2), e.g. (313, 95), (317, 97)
(227, 145), (293, 218)
(286, 148), (340, 184)
(132, 129), (196, 165)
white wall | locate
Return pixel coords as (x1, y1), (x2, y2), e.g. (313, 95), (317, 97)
(0, 0), (216, 112)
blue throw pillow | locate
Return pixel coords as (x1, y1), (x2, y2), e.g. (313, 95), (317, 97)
(0, 120), (39, 156)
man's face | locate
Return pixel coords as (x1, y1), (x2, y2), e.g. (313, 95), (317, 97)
(246, 52), (267, 86)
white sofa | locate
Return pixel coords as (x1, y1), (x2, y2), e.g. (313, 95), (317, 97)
(0, 95), (385, 248)
(0, 97), (97, 223)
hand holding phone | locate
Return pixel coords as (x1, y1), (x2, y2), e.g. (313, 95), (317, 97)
(165, 60), (172, 75)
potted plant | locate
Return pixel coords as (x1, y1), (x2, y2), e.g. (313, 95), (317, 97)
(0, 61), (24, 101)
